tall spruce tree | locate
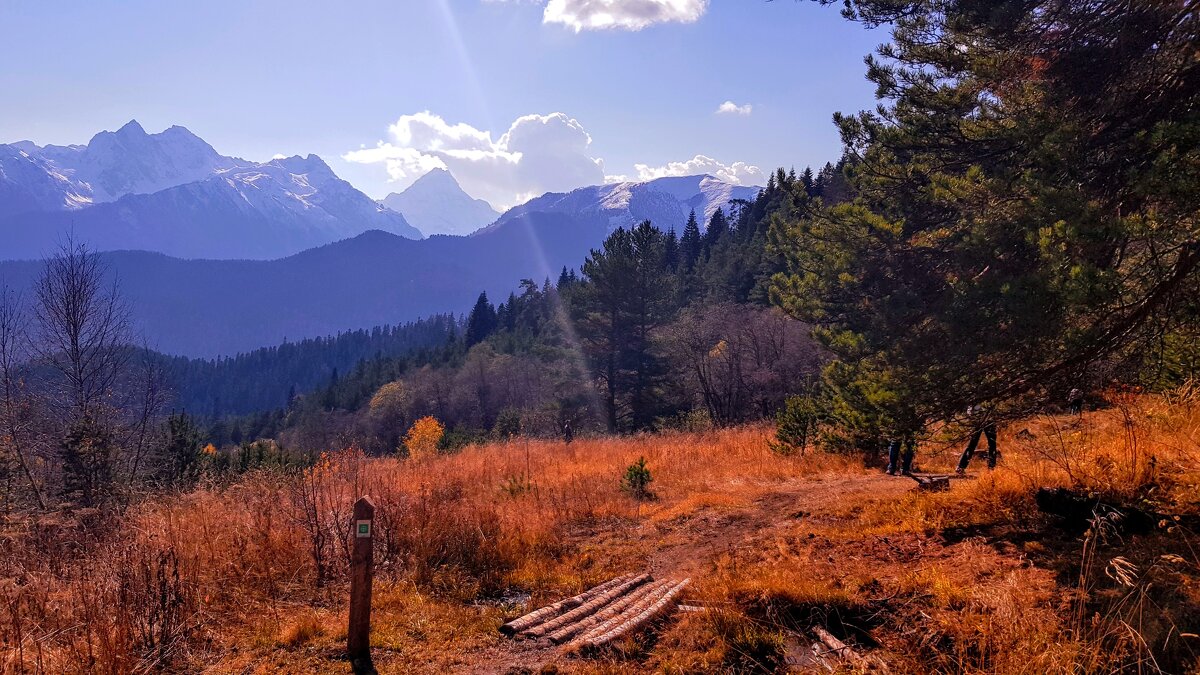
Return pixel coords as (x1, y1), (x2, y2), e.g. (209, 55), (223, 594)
(662, 227), (680, 271)
(464, 292), (498, 346)
(800, 167), (815, 197)
(679, 210), (703, 272)
(703, 208), (730, 252)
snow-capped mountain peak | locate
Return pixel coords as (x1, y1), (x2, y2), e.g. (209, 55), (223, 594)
(481, 173), (761, 237)
(381, 168), (499, 237)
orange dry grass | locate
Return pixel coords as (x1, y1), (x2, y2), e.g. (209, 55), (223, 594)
(0, 425), (852, 673)
(861, 390), (1200, 535)
(680, 393), (1200, 675)
(2, 396), (1197, 674)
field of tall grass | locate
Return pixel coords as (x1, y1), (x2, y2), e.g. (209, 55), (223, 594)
(1, 390), (1197, 673)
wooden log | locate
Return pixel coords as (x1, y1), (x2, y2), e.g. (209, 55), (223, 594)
(576, 578), (689, 650)
(546, 579), (670, 644)
(813, 625), (868, 668)
(523, 574), (651, 638)
(500, 573), (634, 636)
(566, 579), (677, 648)
(917, 476), (950, 492)
(571, 578), (690, 651)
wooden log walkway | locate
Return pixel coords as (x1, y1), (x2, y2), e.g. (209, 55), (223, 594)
(500, 573), (690, 652)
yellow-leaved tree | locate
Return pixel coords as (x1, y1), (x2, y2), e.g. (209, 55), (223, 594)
(369, 381), (407, 415)
(403, 416), (443, 461)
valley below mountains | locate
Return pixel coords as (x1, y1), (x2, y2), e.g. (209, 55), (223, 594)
(0, 122), (760, 356)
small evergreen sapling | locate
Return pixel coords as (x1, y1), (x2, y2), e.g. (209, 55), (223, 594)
(771, 394), (820, 455)
(621, 456), (654, 500)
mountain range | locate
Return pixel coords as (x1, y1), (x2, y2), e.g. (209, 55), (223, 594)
(0, 122), (761, 357)
(482, 174), (759, 235)
(0, 121), (420, 258)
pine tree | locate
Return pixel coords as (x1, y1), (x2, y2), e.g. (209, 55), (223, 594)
(771, 0), (1200, 443)
(464, 292), (498, 346)
(679, 210), (703, 272)
(800, 167), (815, 196)
(59, 416), (115, 507)
(573, 222), (675, 431)
(703, 208), (729, 252)
(662, 227), (680, 271)
(557, 266), (574, 289)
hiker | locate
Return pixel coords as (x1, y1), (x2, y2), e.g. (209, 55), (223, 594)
(956, 405), (998, 474)
(1068, 387), (1084, 415)
(886, 435), (916, 475)
(562, 419), (574, 444)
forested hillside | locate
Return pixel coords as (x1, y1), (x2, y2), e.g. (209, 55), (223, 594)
(152, 315), (456, 417)
(224, 164), (848, 452)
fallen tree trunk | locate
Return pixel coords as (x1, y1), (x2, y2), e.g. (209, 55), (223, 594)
(500, 573), (635, 636)
(570, 578), (690, 651)
(546, 579), (671, 644)
(813, 626), (858, 660)
(523, 574), (651, 638)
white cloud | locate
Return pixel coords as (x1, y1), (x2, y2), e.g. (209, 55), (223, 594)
(542, 0), (708, 31)
(634, 154), (766, 186)
(716, 100), (752, 116)
(344, 111), (604, 209)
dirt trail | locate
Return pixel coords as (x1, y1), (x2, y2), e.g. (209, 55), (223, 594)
(647, 473), (912, 578)
(473, 472), (916, 674)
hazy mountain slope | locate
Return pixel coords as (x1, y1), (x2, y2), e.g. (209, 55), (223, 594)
(5, 120), (240, 207)
(0, 144), (92, 217)
(381, 168), (499, 236)
(153, 314), (456, 416)
(0, 212), (605, 357)
(59, 120), (240, 203)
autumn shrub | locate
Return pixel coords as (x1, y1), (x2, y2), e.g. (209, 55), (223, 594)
(286, 449), (365, 586)
(113, 545), (197, 668)
(382, 481), (508, 597)
(656, 407), (714, 433)
(403, 415), (444, 460)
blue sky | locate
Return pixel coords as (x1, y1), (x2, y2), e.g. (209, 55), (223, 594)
(0, 0), (884, 208)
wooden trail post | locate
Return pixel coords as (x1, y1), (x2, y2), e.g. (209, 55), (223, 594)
(348, 496), (375, 669)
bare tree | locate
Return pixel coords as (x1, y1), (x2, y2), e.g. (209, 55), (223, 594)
(668, 304), (821, 426)
(0, 286), (45, 509)
(32, 241), (134, 506)
(33, 240), (132, 418)
(124, 343), (170, 490)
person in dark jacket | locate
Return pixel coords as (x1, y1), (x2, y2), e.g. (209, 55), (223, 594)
(886, 435), (916, 475)
(1068, 388), (1084, 415)
(956, 405), (998, 474)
